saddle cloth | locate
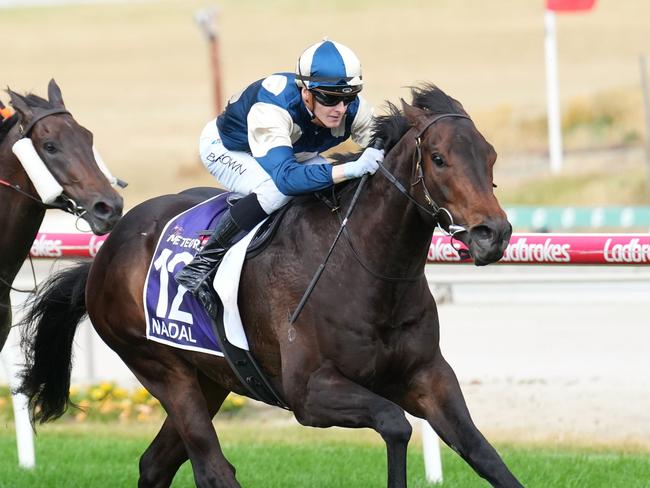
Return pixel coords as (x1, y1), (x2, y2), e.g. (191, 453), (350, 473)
(143, 192), (264, 356)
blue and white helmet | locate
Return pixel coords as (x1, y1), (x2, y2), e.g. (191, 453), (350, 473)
(295, 39), (363, 95)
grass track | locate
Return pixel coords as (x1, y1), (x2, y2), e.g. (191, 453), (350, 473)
(1, 421), (649, 487)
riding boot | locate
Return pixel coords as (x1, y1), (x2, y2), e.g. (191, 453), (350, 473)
(174, 209), (242, 295)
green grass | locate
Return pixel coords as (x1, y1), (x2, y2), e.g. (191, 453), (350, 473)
(1, 421), (649, 487)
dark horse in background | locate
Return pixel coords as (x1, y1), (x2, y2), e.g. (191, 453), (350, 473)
(19, 85), (522, 487)
(0, 80), (123, 351)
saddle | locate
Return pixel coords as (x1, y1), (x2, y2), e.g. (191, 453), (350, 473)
(181, 187), (293, 258)
(147, 189), (323, 409)
(201, 192), (292, 258)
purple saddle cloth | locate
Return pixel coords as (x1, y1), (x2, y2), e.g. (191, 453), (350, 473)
(143, 193), (231, 356)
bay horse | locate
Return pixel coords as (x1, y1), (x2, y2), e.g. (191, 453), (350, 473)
(19, 85), (522, 487)
(0, 80), (123, 351)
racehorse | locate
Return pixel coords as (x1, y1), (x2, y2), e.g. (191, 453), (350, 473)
(19, 84), (522, 487)
(0, 80), (123, 352)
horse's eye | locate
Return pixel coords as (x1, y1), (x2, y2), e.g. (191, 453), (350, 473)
(43, 142), (57, 154)
(431, 154), (445, 167)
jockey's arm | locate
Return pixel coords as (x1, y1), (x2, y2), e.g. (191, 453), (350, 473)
(247, 100), (383, 192)
(248, 102), (335, 196)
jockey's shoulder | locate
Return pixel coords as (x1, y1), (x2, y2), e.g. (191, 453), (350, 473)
(257, 73), (302, 108)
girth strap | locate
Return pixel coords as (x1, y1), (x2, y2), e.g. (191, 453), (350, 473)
(208, 297), (291, 410)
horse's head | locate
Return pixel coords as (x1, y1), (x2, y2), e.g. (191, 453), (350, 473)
(401, 97), (511, 266)
(8, 80), (123, 235)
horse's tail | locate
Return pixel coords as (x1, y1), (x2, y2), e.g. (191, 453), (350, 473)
(17, 260), (92, 424)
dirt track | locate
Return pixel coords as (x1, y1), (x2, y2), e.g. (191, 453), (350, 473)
(433, 274), (650, 451)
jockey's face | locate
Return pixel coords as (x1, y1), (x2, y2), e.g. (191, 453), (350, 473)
(302, 88), (346, 129)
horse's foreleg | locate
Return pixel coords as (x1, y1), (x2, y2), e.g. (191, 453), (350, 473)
(138, 371), (232, 488)
(292, 361), (411, 488)
(401, 352), (523, 488)
(125, 350), (240, 488)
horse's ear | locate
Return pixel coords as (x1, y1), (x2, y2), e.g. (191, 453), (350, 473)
(48, 79), (66, 108)
(8, 89), (33, 119)
(401, 98), (425, 127)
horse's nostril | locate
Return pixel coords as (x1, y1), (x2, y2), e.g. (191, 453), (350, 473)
(469, 225), (494, 243)
(93, 201), (112, 218)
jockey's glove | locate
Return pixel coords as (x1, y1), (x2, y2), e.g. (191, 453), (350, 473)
(339, 147), (384, 181)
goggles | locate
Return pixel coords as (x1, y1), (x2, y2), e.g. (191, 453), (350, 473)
(310, 89), (357, 107)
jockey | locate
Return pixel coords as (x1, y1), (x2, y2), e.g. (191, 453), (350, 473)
(175, 39), (384, 298)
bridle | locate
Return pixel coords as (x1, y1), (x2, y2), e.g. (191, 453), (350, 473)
(339, 113), (474, 281)
(290, 113), (474, 323)
(0, 107), (89, 294)
(377, 112), (471, 237)
(1, 108), (91, 220)
(19, 107), (70, 137)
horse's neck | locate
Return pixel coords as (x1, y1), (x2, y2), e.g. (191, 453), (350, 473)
(0, 125), (46, 282)
(349, 136), (433, 278)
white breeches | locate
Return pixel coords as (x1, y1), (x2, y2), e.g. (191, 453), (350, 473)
(199, 120), (328, 214)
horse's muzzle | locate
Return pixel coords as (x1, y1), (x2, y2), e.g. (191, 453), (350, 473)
(85, 195), (124, 235)
(467, 218), (512, 266)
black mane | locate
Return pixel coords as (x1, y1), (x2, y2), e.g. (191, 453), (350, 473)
(332, 83), (466, 164)
(19, 93), (54, 110)
(371, 83), (467, 153)
(410, 83), (466, 117)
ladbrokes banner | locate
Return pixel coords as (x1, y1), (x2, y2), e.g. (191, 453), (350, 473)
(32, 232), (650, 265)
(429, 234), (650, 264)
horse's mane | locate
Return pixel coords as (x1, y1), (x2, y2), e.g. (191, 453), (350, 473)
(0, 92), (53, 145)
(332, 83), (467, 164)
(13, 92), (53, 110)
(372, 83), (467, 152)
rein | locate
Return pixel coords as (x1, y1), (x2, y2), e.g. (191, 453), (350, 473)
(0, 254), (38, 294)
(289, 168), (373, 325)
(0, 177), (87, 215)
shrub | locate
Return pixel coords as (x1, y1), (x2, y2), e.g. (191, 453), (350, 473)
(0, 383), (248, 422)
